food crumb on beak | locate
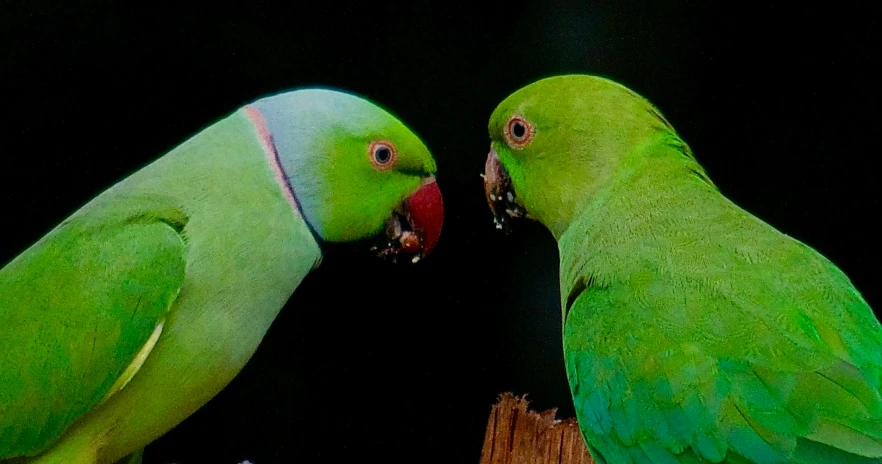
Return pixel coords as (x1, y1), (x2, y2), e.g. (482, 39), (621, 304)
(484, 147), (526, 233)
(400, 231), (420, 254)
(370, 177), (443, 264)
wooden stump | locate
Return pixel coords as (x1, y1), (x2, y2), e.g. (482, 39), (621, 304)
(479, 393), (594, 464)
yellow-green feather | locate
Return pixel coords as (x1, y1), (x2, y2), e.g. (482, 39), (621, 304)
(1, 109), (321, 463)
(0, 195), (188, 458)
(559, 121), (882, 464)
(489, 75), (882, 463)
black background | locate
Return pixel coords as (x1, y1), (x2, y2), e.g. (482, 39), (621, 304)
(1, 2), (879, 463)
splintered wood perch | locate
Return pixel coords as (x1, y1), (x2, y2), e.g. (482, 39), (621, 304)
(480, 393), (594, 464)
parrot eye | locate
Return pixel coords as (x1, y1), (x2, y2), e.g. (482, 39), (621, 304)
(369, 141), (397, 170)
(505, 116), (534, 148)
(511, 121), (526, 138)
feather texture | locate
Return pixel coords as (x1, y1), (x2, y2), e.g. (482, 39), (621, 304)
(559, 142), (882, 463)
(0, 195), (187, 458)
(485, 74), (882, 463)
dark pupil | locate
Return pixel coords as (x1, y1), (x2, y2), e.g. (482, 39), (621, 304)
(512, 121), (526, 139)
(375, 146), (391, 163)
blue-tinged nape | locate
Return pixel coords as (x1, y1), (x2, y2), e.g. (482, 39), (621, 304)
(251, 89), (382, 241)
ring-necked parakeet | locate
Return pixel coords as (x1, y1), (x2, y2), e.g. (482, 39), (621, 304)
(483, 74), (881, 463)
(1, 88), (443, 464)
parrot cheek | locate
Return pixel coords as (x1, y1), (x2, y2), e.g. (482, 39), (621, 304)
(370, 177), (444, 264)
(483, 147), (528, 233)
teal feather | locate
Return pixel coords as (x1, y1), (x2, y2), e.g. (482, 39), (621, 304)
(486, 74), (882, 463)
(558, 152), (882, 463)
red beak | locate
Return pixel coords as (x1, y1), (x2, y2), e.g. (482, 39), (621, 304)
(405, 176), (444, 257)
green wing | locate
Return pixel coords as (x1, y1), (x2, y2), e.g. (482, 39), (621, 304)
(0, 193), (188, 458)
(562, 208), (882, 463)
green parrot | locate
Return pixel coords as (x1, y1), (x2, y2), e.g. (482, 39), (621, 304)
(483, 74), (881, 463)
(0, 88), (443, 464)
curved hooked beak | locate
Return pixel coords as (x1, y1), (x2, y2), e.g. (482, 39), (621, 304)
(483, 147), (526, 233)
(372, 176), (444, 264)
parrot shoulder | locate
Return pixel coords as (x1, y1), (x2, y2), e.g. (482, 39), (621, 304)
(0, 193), (189, 459)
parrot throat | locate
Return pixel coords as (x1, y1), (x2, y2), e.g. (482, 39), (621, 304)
(244, 106), (323, 245)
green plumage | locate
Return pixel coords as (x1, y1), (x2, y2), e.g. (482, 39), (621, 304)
(0, 195), (187, 456)
(485, 75), (882, 463)
(1, 89), (440, 463)
(1, 110), (319, 463)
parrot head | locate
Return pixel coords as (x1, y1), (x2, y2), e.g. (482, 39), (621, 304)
(250, 89), (443, 263)
(483, 74), (680, 239)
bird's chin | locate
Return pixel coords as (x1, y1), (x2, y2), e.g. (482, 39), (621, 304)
(483, 147), (528, 233)
(369, 208), (423, 264)
(370, 177), (443, 264)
